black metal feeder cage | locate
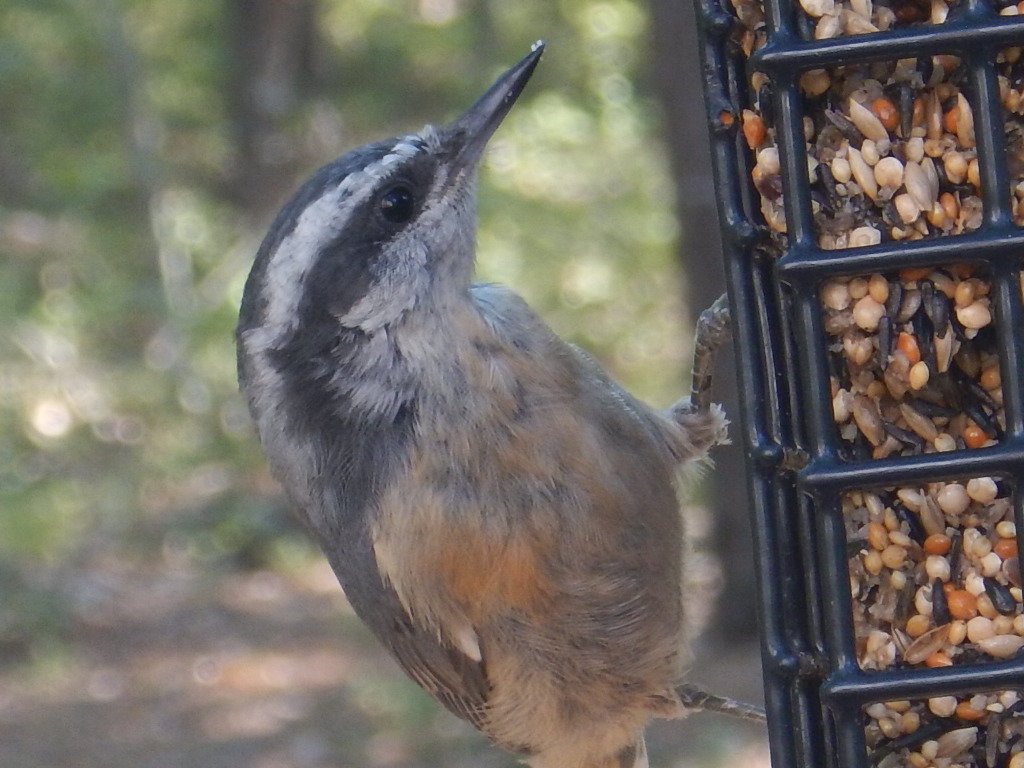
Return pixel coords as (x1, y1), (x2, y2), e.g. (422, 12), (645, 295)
(692, 0), (1024, 765)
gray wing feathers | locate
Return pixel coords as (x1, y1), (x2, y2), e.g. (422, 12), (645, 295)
(323, 524), (490, 728)
(471, 283), (690, 459)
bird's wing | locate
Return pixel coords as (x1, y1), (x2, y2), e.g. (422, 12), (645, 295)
(470, 282), (687, 457)
(570, 340), (729, 463)
(262, 342), (493, 729)
(323, 522), (491, 729)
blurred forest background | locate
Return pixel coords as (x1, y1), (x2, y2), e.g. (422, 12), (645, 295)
(0, 0), (765, 766)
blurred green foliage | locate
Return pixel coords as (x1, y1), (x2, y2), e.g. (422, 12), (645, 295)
(0, 0), (687, 655)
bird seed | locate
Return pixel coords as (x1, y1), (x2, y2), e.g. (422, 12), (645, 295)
(863, 692), (1024, 768)
(845, 482), (1023, 673)
(822, 266), (1004, 460)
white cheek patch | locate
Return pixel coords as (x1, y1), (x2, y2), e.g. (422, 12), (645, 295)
(335, 235), (430, 332)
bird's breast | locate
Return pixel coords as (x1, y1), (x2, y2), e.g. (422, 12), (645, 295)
(369, 352), (575, 632)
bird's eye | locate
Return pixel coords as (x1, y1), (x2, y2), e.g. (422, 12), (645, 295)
(378, 185), (415, 224)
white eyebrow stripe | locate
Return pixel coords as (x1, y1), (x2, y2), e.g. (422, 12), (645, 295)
(372, 136), (425, 174)
(260, 184), (354, 331)
(258, 136), (430, 337)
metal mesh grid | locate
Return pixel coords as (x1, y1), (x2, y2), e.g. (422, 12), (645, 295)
(691, 1), (1024, 766)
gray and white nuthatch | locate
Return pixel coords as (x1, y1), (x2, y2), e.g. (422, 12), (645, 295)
(236, 43), (736, 768)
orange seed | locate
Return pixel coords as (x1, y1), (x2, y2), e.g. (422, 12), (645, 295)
(872, 98), (899, 132)
(923, 533), (952, 555)
(947, 589), (979, 621)
(924, 651), (953, 667)
(995, 537), (1018, 560)
(897, 332), (921, 364)
(742, 109), (766, 148)
(955, 702), (985, 720)
(963, 424), (988, 449)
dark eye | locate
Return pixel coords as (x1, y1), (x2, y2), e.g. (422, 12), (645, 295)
(378, 185), (415, 223)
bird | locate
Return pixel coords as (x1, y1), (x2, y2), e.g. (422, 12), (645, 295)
(236, 42), (735, 768)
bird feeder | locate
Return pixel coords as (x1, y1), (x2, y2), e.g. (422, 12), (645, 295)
(692, 0), (1024, 765)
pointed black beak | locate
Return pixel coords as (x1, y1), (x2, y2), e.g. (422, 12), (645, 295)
(447, 42), (544, 174)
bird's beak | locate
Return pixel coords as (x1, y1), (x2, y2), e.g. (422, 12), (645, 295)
(447, 42), (545, 175)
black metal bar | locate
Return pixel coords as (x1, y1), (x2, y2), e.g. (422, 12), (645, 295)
(774, 72), (817, 248)
(751, 17), (1024, 74)
(823, 660), (1024, 704)
(791, 279), (837, 457)
(994, 265), (1024, 435)
(971, 55), (1013, 226)
(817, 494), (860, 671)
(776, 227), (1024, 280)
(800, 444), (1024, 492)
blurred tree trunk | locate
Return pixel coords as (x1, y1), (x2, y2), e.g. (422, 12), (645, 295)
(645, 0), (758, 643)
(227, 0), (317, 215)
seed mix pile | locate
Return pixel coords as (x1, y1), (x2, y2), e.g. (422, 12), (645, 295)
(846, 478), (1024, 765)
(822, 266), (1003, 460)
(732, 1), (1024, 241)
(747, 52), (987, 246)
(863, 696), (1024, 768)
(724, 0), (1024, 765)
(846, 482), (1022, 671)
